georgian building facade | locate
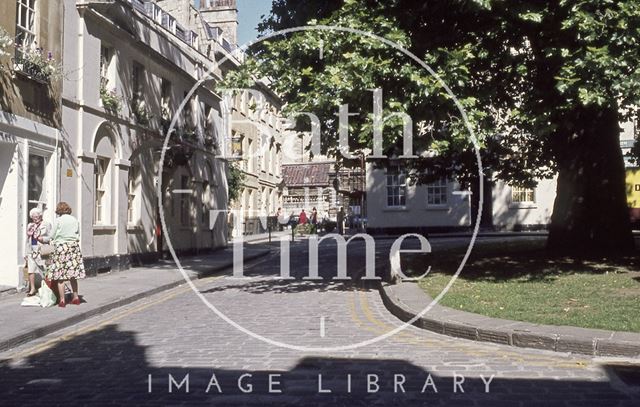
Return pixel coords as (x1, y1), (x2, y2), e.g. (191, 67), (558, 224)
(0, 0), (64, 287)
(59, 0), (259, 274)
(227, 86), (286, 236)
(58, 0), (287, 273)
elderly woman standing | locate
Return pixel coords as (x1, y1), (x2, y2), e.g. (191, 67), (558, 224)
(44, 202), (86, 307)
(24, 207), (51, 296)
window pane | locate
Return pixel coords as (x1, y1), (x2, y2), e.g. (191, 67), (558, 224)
(28, 155), (45, 202)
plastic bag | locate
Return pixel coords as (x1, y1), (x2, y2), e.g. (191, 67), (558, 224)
(38, 283), (57, 308)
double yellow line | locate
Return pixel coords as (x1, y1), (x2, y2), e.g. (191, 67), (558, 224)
(349, 288), (592, 369)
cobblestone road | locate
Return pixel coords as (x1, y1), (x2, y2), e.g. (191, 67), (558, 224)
(1, 237), (638, 406)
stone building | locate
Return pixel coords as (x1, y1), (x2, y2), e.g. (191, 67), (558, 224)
(59, 0), (251, 274)
(0, 0), (64, 287)
(227, 84), (286, 236)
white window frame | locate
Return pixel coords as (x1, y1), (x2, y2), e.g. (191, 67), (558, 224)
(94, 157), (110, 224)
(15, 0), (37, 60)
(426, 178), (448, 207)
(127, 165), (140, 225)
(27, 152), (48, 216)
(510, 185), (537, 209)
(511, 186), (535, 203)
(386, 166), (406, 208)
(100, 44), (116, 89)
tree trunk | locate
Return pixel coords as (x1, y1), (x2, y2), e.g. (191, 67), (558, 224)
(548, 106), (634, 253)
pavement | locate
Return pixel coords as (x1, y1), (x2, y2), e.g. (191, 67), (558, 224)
(0, 241), (273, 353)
(379, 281), (640, 358)
(0, 236), (638, 405)
(2, 231), (638, 361)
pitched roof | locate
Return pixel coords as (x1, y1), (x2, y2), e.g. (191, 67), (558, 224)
(282, 163), (332, 187)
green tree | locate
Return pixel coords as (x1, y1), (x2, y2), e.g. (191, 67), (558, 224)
(227, 0), (638, 252)
(226, 163), (246, 205)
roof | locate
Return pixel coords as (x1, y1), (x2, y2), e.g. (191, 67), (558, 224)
(282, 163), (333, 187)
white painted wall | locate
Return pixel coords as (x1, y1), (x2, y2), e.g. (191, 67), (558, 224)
(491, 177), (557, 230)
(366, 164), (471, 230)
(0, 117), (60, 287)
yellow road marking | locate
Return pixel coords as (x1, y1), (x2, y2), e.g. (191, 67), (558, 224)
(7, 276), (223, 360)
(351, 289), (592, 369)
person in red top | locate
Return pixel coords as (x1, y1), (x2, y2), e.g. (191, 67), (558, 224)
(298, 209), (308, 224)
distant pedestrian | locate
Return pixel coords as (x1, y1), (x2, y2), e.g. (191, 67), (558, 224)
(298, 209), (308, 225)
(310, 207), (318, 234)
(45, 202), (86, 307)
(337, 207), (345, 235)
(227, 210), (235, 239)
(276, 207), (284, 231)
(24, 207), (51, 296)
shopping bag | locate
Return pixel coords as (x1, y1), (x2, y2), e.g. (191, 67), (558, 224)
(39, 244), (55, 257)
(38, 283), (57, 308)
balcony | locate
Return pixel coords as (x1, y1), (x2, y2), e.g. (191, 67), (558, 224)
(127, 0), (147, 14)
(334, 169), (365, 195)
(11, 48), (61, 85)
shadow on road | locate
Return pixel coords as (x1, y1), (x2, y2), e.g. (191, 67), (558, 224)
(0, 325), (637, 405)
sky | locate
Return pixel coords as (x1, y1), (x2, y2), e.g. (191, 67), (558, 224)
(236, 0), (273, 45)
(194, 0), (273, 46)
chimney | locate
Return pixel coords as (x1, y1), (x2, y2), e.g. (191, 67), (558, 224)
(200, 0), (238, 45)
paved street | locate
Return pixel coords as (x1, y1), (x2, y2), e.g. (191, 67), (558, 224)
(0, 237), (638, 406)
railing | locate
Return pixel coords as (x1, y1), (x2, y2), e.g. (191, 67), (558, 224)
(161, 12), (176, 32)
(175, 24), (188, 42)
(145, 2), (163, 23)
(12, 52), (51, 84)
(221, 37), (234, 53)
(128, 0), (147, 14)
(336, 170), (365, 193)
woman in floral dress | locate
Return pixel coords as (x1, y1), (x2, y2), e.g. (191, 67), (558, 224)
(43, 202), (86, 307)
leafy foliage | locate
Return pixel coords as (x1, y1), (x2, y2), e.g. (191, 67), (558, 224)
(224, 0), (640, 188)
(226, 163), (246, 205)
(0, 27), (13, 58)
(100, 77), (122, 112)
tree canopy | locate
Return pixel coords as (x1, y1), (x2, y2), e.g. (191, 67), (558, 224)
(223, 0), (640, 251)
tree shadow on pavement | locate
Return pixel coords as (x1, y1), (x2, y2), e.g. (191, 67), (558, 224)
(0, 325), (637, 405)
(407, 239), (640, 284)
(199, 279), (372, 295)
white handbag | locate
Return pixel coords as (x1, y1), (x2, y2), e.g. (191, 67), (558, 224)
(39, 244), (55, 257)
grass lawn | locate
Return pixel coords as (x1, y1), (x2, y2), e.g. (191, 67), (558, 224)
(408, 239), (640, 333)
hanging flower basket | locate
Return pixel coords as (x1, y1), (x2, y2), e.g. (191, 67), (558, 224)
(11, 44), (62, 84)
(100, 77), (121, 112)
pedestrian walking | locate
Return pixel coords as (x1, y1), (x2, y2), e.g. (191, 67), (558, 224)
(227, 210), (235, 240)
(299, 209), (308, 224)
(276, 207), (284, 231)
(24, 207), (51, 296)
(337, 207), (345, 235)
(310, 207), (318, 234)
(44, 202), (86, 307)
